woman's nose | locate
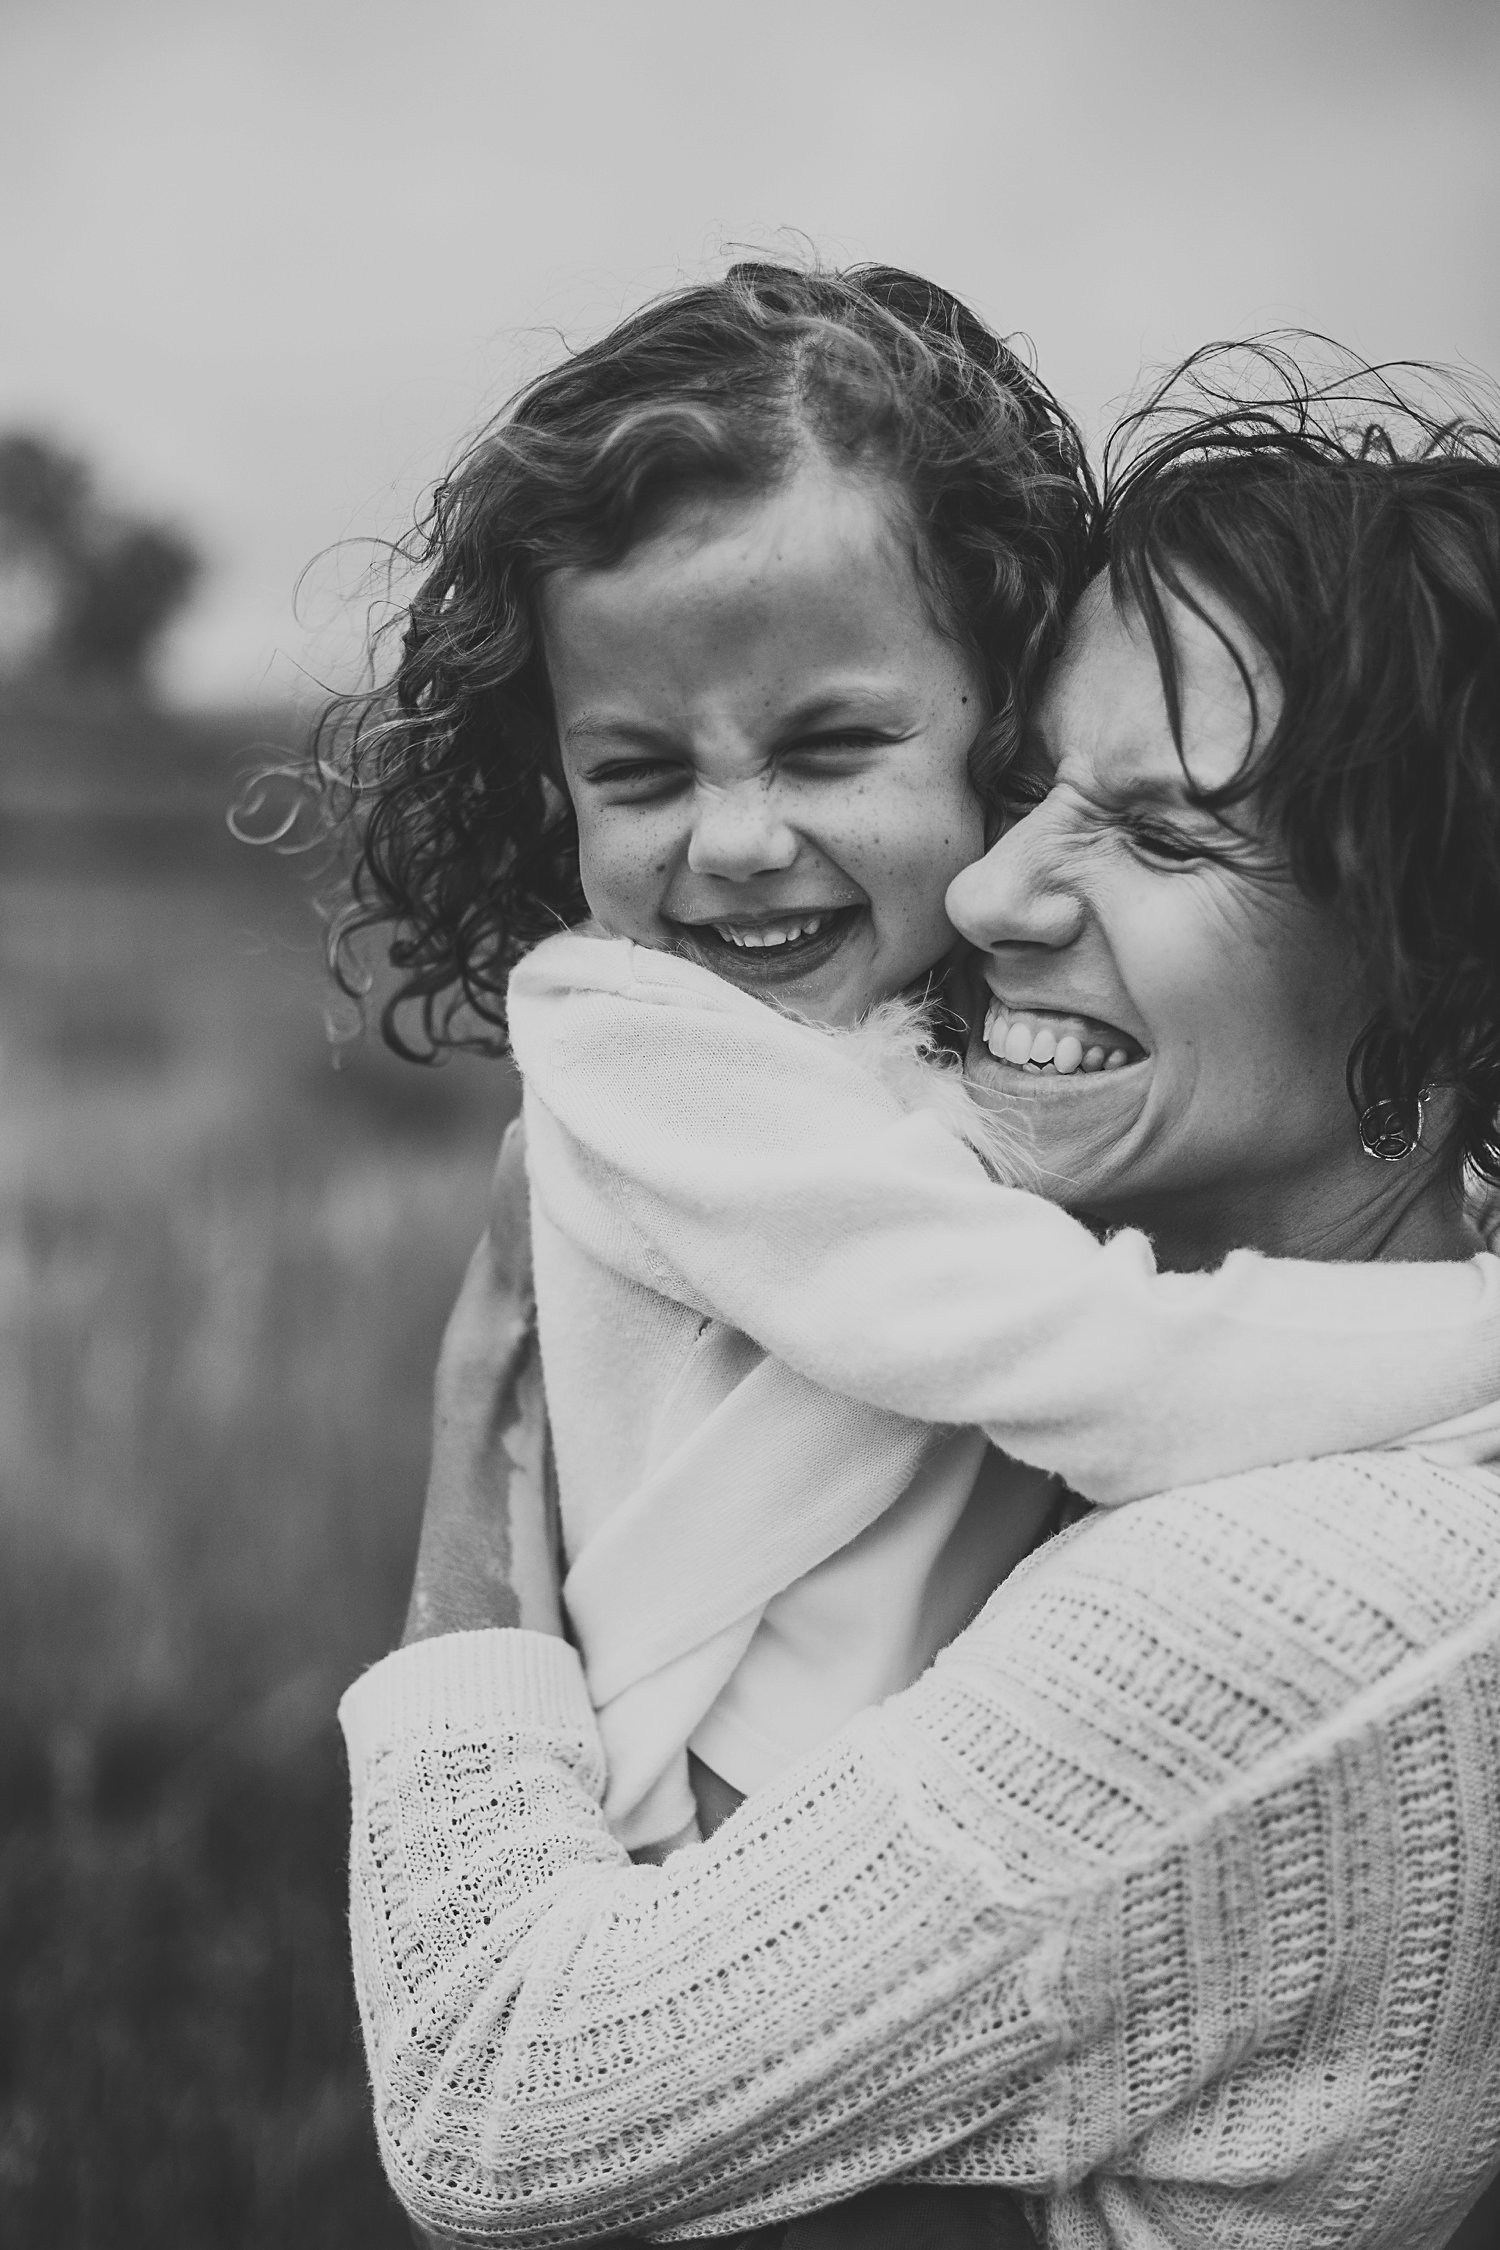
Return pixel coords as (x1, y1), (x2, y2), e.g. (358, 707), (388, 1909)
(686, 779), (799, 880)
(945, 806), (1085, 953)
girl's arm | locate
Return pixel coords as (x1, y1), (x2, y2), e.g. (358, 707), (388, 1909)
(510, 934), (1500, 1506)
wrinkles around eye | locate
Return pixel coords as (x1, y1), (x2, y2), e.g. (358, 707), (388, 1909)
(995, 765), (1282, 871)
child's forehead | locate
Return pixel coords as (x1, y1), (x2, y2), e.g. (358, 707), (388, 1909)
(622, 459), (915, 576)
(539, 466), (927, 642)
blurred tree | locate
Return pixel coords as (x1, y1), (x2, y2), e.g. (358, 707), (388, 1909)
(0, 432), (201, 695)
(0, 434), (90, 546)
(51, 520), (202, 686)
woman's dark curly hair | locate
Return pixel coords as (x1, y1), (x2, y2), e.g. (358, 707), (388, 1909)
(1098, 338), (1500, 1186)
(315, 259), (1096, 1056)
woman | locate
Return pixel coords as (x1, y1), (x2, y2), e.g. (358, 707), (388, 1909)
(342, 356), (1500, 2248)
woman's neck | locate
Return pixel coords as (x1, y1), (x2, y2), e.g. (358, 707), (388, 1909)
(1082, 1151), (1483, 1273)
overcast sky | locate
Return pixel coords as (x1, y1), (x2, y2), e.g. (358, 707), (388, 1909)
(3, 0), (1498, 705)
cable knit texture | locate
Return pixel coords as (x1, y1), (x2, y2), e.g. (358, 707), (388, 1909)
(508, 930), (1500, 1844)
(342, 1448), (1500, 2249)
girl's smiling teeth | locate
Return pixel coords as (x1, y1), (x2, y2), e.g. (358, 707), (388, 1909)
(983, 998), (1146, 1076)
(712, 913), (833, 950)
(669, 904), (865, 972)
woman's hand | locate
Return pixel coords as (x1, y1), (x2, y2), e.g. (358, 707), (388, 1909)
(402, 1118), (565, 1644)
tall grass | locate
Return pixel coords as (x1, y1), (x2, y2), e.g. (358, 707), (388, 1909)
(0, 812), (511, 2247)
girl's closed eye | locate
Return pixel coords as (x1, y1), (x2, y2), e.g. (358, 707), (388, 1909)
(776, 727), (905, 776)
(583, 756), (691, 801)
(587, 730), (901, 799)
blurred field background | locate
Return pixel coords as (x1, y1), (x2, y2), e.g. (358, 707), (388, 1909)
(0, 690), (513, 2244)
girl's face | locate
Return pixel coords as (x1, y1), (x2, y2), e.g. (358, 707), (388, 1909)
(540, 462), (986, 1028)
(946, 575), (1382, 1266)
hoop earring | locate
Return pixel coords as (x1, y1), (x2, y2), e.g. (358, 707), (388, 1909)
(1358, 1089), (1431, 1162)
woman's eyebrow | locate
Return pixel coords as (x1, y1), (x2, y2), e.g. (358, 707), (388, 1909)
(1110, 769), (1193, 807)
(1058, 743), (1196, 810)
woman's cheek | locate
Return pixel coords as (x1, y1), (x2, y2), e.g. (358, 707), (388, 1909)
(1154, 878), (1337, 1111)
(1104, 875), (1235, 1080)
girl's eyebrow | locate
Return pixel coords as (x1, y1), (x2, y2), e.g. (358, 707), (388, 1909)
(565, 685), (915, 755)
(564, 715), (681, 754)
(775, 686), (912, 730)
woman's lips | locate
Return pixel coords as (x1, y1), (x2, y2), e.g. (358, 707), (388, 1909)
(982, 998), (1146, 1076)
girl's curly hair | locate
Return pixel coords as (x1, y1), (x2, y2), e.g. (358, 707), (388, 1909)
(1098, 337), (1500, 1185)
(314, 259), (1097, 1056)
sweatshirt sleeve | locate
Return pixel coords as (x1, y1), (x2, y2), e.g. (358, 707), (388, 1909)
(508, 935), (1500, 1507)
(340, 1456), (1500, 2247)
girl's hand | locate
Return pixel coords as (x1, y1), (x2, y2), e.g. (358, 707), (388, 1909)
(402, 1119), (565, 1644)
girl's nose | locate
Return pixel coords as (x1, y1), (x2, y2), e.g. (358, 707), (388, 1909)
(686, 779), (799, 881)
(945, 802), (1086, 953)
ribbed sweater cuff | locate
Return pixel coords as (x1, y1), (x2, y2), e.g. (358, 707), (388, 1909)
(338, 1629), (594, 1765)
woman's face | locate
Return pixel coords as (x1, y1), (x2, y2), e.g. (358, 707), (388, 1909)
(946, 575), (1376, 1260)
(541, 462), (986, 1029)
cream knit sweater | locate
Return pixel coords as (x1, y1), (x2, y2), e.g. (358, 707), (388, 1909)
(508, 930), (1500, 1847)
(341, 1445), (1500, 2249)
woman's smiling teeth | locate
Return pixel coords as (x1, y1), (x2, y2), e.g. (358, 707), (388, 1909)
(983, 999), (1145, 1076)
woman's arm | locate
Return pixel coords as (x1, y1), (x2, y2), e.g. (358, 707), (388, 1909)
(403, 1121), (563, 1646)
(345, 1625), (1068, 2245)
(512, 933), (1500, 1504)
(344, 1443), (1500, 2247)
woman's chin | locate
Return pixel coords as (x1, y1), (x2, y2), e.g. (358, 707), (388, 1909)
(965, 1042), (1152, 1185)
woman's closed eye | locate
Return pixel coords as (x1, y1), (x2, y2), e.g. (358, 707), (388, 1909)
(990, 769), (1236, 871)
(1120, 806), (1283, 877)
(1123, 817), (1210, 866)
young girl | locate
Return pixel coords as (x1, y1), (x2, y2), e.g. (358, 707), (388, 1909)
(325, 262), (1500, 1853)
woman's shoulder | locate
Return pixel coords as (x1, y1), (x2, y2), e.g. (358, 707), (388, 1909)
(940, 1452), (1500, 1744)
(1169, 1446), (1500, 1564)
(898, 1454), (1500, 1885)
(1045, 1450), (1499, 1613)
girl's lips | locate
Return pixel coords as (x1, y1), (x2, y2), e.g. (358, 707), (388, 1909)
(670, 904), (865, 986)
(982, 998), (1147, 1077)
